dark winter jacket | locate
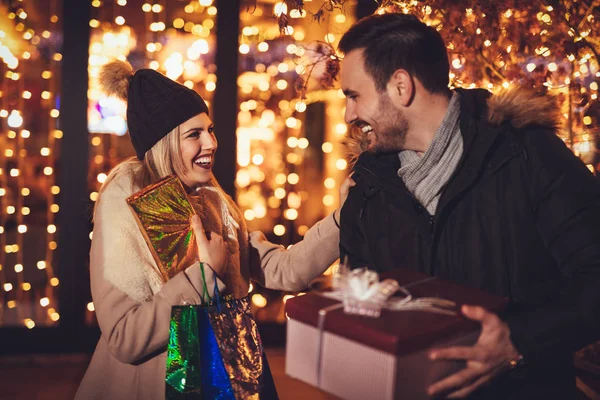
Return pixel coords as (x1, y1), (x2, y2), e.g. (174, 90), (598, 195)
(340, 87), (600, 398)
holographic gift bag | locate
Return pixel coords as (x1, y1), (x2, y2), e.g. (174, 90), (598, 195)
(166, 295), (278, 399)
(126, 175), (199, 281)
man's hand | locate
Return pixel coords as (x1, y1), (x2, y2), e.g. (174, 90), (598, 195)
(427, 305), (520, 398)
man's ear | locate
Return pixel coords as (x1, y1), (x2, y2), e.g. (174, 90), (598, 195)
(386, 69), (414, 107)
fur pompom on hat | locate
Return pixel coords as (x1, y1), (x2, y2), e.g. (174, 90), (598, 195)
(99, 60), (209, 160)
(99, 60), (134, 101)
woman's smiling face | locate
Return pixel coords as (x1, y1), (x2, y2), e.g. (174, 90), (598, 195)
(177, 112), (217, 187)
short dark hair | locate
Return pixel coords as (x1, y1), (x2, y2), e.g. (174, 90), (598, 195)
(338, 13), (450, 94)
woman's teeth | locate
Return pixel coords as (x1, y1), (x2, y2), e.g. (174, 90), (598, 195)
(194, 156), (212, 166)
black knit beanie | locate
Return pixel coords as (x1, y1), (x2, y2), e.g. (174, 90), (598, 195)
(125, 69), (209, 160)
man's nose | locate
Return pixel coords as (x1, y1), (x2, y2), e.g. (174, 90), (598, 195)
(344, 101), (357, 125)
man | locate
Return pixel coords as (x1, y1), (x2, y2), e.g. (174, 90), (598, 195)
(338, 12), (600, 399)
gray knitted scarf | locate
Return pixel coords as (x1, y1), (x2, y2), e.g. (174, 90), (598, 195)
(397, 92), (463, 216)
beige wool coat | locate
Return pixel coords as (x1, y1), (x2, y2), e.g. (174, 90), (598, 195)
(75, 163), (340, 400)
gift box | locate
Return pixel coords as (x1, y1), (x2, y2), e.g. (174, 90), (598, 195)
(285, 269), (508, 400)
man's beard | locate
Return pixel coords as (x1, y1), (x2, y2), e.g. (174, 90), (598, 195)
(368, 94), (409, 155)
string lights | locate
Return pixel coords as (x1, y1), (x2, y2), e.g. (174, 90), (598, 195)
(0, 0), (62, 328)
(235, 1), (354, 314)
(236, 1), (353, 242)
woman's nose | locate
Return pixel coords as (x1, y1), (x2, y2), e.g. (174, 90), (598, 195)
(201, 131), (217, 150)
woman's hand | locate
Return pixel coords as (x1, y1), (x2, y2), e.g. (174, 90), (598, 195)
(334, 172), (356, 223)
(190, 215), (228, 277)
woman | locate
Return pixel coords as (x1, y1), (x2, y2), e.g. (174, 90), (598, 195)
(75, 61), (352, 399)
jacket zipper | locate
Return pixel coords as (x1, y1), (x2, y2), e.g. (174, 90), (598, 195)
(357, 164), (440, 275)
(357, 164), (437, 234)
(355, 165), (381, 220)
(359, 197), (367, 219)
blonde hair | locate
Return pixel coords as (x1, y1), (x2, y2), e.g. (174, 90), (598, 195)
(98, 126), (244, 228)
(144, 125), (185, 183)
(100, 125), (185, 192)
